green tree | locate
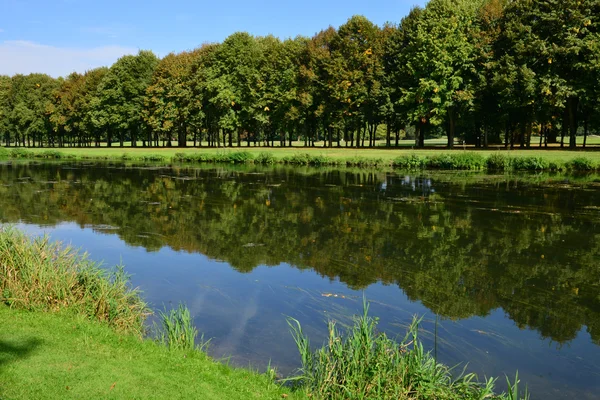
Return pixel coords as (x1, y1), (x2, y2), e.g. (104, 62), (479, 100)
(91, 51), (159, 147)
(8, 74), (58, 147)
(144, 50), (201, 147)
(401, 0), (481, 148)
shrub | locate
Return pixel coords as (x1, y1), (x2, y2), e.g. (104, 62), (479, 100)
(226, 151), (254, 163)
(486, 153), (509, 171)
(510, 156), (549, 171)
(35, 150), (63, 159)
(255, 152), (277, 165)
(9, 148), (34, 158)
(284, 153), (312, 165)
(393, 154), (427, 169)
(427, 153), (486, 170)
(565, 157), (596, 171)
(142, 154), (166, 162)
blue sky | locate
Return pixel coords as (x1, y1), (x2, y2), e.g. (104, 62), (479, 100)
(0, 0), (426, 77)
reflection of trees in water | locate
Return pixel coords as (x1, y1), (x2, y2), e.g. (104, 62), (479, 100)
(0, 163), (599, 345)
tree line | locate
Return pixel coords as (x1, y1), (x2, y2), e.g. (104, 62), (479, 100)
(1, 0), (599, 150)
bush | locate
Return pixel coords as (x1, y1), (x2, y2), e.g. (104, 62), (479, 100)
(283, 153), (312, 165)
(426, 153), (486, 170)
(393, 154), (427, 169)
(35, 150), (63, 159)
(9, 148), (34, 158)
(142, 154), (166, 162)
(566, 157), (596, 171)
(226, 151), (254, 163)
(510, 156), (549, 171)
(486, 153), (509, 171)
(255, 152), (277, 164)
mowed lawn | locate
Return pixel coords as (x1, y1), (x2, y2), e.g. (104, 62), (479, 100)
(4, 137), (600, 164)
(0, 306), (303, 400)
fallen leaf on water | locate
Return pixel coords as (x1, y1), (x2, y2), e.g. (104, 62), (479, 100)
(321, 293), (346, 299)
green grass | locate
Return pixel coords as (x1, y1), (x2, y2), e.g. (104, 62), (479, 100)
(287, 299), (529, 400)
(0, 306), (300, 400)
(0, 227), (147, 335)
(158, 303), (211, 352)
(0, 228), (532, 399)
(1, 144), (600, 171)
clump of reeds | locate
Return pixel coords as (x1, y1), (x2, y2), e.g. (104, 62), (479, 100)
(287, 298), (529, 400)
(0, 227), (147, 335)
(158, 303), (210, 352)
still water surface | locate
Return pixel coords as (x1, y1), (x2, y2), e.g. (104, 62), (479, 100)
(1, 162), (599, 399)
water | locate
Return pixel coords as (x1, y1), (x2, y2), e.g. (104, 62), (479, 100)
(1, 161), (599, 399)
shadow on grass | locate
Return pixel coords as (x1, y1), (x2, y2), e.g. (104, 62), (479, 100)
(0, 338), (42, 367)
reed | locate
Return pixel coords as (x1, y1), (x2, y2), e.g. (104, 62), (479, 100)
(0, 226), (147, 335)
(158, 303), (209, 352)
(287, 298), (529, 400)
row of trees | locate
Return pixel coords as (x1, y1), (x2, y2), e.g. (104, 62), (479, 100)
(1, 0), (600, 149)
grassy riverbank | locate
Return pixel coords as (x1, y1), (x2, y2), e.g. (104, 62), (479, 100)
(1, 145), (599, 171)
(0, 306), (298, 400)
(0, 227), (297, 399)
(0, 227), (529, 399)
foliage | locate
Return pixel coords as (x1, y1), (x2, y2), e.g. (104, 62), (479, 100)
(1, 2), (600, 150)
(287, 299), (529, 399)
(158, 303), (201, 351)
(0, 226), (148, 335)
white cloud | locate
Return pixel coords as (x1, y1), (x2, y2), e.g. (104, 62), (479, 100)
(0, 40), (137, 78)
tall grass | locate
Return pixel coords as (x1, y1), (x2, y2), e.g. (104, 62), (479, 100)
(157, 303), (211, 352)
(287, 298), (529, 400)
(0, 227), (147, 335)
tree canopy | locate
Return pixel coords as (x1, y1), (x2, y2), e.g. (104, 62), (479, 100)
(1, 0), (600, 149)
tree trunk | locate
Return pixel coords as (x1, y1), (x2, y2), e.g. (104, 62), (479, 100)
(483, 125), (488, 148)
(361, 125), (366, 147)
(560, 108), (567, 148)
(583, 116), (588, 148)
(567, 97), (579, 149)
(386, 123), (391, 147)
(447, 109), (455, 149)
